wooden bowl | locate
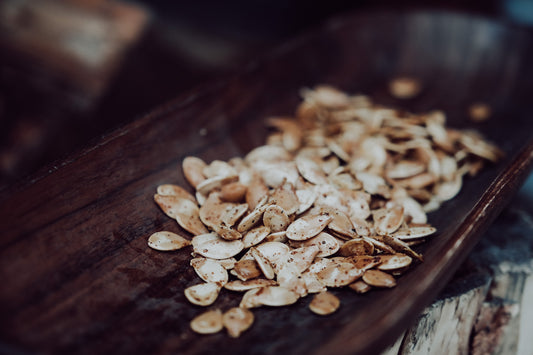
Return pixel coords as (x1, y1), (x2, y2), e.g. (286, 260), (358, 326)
(1, 10), (533, 355)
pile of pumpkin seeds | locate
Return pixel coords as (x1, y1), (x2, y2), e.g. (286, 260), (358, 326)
(147, 85), (502, 337)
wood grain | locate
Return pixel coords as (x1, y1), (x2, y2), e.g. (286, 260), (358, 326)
(1, 11), (533, 355)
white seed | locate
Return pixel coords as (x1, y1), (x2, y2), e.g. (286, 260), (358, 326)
(327, 209), (357, 239)
(392, 226), (437, 240)
(377, 254), (412, 271)
(434, 174), (463, 201)
(386, 161), (426, 179)
(241, 286), (300, 308)
(190, 309), (223, 334)
(269, 181), (300, 215)
(296, 188), (318, 214)
(190, 258), (229, 286)
(250, 247), (275, 280)
(286, 213), (333, 241)
(154, 194), (209, 235)
(224, 279), (277, 291)
(156, 184), (196, 202)
(290, 232), (341, 257)
(216, 257), (237, 270)
(264, 231), (288, 243)
(301, 271), (327, 294)
(276, 263), (308, 296)
(316, 261), (363, 287)
(396, 197), (427, 224)
(296, 155), (328, 185)
(284, 245), (320, 274)
(184, 282), (221, 306)
(309, 291), (340, 315)
(242, 226), (271, 248)
(192, 233), (244, 259)
(183, 156), (207, 188)
(263, 205), (290, 233)
(196, 175), (238, 196)
(199, 193), (244, 230)
(203, 160), (237, 179)
(237, 203), (267, 233)
(254, 242), (290, 271)
(373, 205), (404, 235)
(147, 231), (191, 251)
(245, 145), (291, 165)
(223, 307), (255, 338)
(303, 85), (350, 108)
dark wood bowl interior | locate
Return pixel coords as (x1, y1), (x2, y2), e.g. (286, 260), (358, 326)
(1, 10), (533, 355)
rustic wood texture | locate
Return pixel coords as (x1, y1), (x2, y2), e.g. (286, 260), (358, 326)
(387, 191), (533, 355)
(1, 11), (533, 355)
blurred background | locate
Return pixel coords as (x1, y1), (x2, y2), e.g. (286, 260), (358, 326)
(1, 0), (532, 190)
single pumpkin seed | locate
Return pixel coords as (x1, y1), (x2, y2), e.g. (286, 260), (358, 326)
(147, 231), (191, 251)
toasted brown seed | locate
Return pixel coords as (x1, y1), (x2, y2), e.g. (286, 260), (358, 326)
(389, 77), (421, 99)
(468, 102), (491, 122)
(309, 291), (340, 315)
(147, 231), (191, 251)
(338, 238), (374, 257)
(232, 259), (263, 281)
(190, 309), (223, 334)
(220, 182), (248, 202)
(184, 282), (221, 306)
(212, 225), (242, 241)
(246, 176), (270, 210)
(349, 280), (372, 294)
(362, 270), (397, 288)
(345, 255), (382, 270)
(382, 235), (423, 262)
(223, 307), (255, 338)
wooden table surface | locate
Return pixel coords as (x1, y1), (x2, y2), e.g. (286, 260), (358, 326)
(1, 11), (533, 355)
